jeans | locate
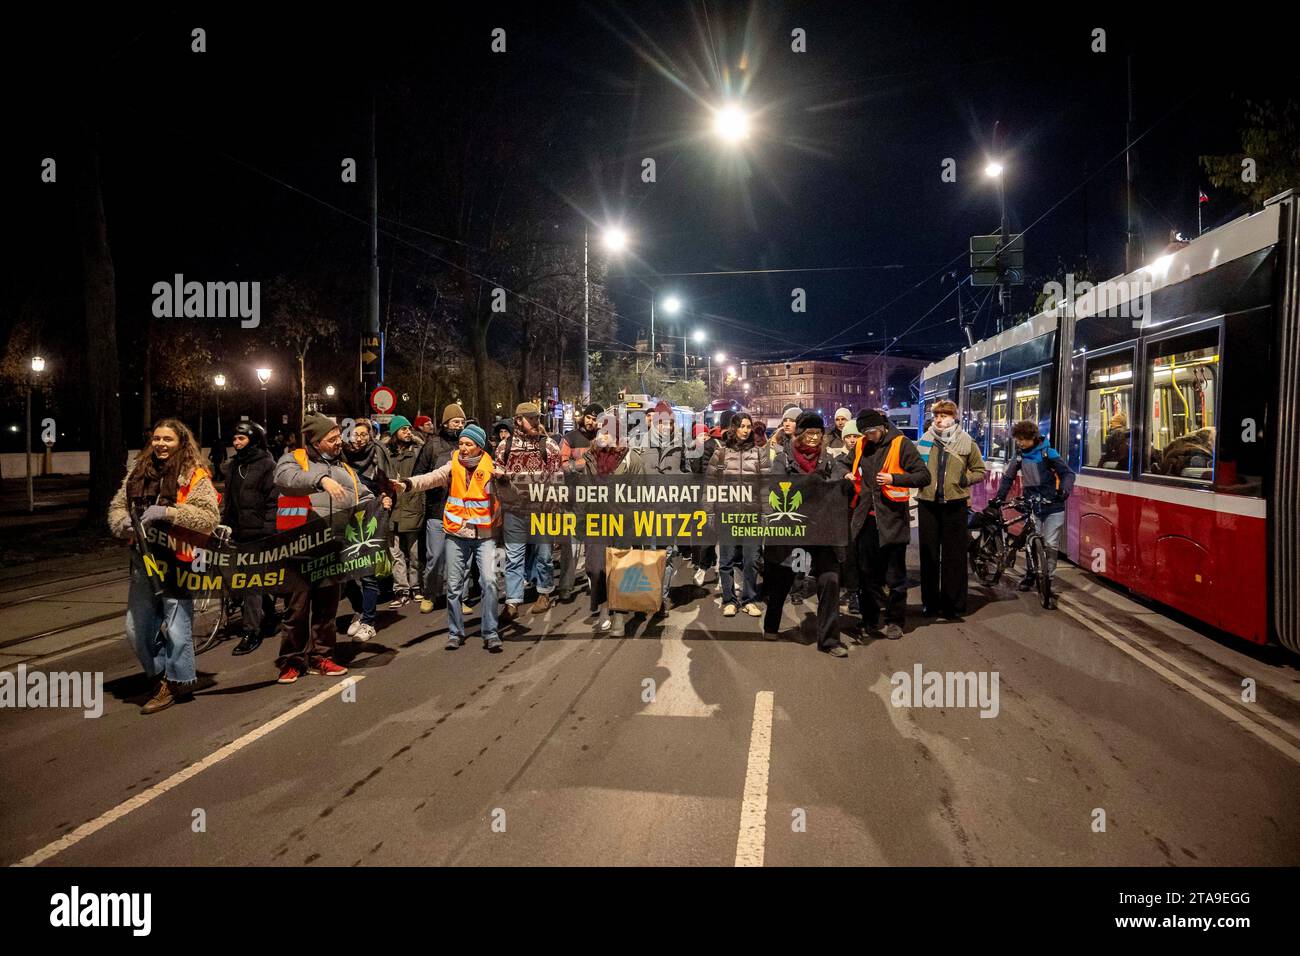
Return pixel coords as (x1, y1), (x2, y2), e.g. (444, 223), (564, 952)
(423, 517), (448, 598)
(345, 575), (379, 624)
(446, 536), (499, 642)
(503, 511), (553, 604)
(718, 543), (760, 607)
(1039, 510), (1065, 579)
(125, 555), (196, 685)
(390, 528), (423, 593)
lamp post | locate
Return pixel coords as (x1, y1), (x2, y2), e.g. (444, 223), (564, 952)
(708, 351), (727, 396)
(256, 367), (271, 426)
(213, 374), (226, 446)
(26, 356), (45, 513)
(588, 226), (628, 404)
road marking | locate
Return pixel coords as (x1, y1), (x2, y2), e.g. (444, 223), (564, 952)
(735, 690), (774, 867)
(12, 676), (365, 867)
(1056, 597), (1300, 766)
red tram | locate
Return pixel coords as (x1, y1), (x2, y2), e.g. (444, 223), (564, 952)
(921, 189), (1300, 653)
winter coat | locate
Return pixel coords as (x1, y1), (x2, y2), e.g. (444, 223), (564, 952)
(495, 431), (562, 483)
(996, 438), (1075, 516)
(273, 449), (373, 520)
(221, 446), (277, 541)
(412, 430), (457, 518)
(643, 427), (689, 475)
(706, 436), (765, 477)
(344, 439), (394, 500)
(561, 426), (599, 473)
(850, 424), (930, 546)
(108, 465), (221, 541)
(768, 444), (851, 564)
(579, 445), (644, 478)
(386, 439), (425, 532)
(915, 426), (986, 504)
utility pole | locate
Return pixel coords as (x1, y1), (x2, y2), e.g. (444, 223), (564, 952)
(1124, 55), (1140, 273)
(582, 227), (591, 406)
(361, 93), (381, 408)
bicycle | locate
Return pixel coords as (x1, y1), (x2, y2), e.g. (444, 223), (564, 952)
(968, 493), (1055, 609)
(192, 525), (238, 653)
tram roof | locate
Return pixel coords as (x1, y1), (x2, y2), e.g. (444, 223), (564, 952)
(921, 198), (1285, 382)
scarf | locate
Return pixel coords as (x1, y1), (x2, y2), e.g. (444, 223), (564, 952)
(791, 441), (820, 474)
(591, 445), (628, 476)
(458, 451), (484, 471)
(126, 453), (180, 506)
(917, 424), (972, 463)
(344, 441), (379, 475)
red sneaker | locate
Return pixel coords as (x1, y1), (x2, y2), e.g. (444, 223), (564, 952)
(308, 656), (349, 677)
(277, 663), (302, 684)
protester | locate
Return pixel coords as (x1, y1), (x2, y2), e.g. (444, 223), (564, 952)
(579, 426), (643, 634)
(107, 419), (221, 713)
(690, 414), (728, 586)
(496, 401), (562, 618)
(412, 404), (465, 613)
(221, 421), (279, 655)
(851, 409), (930, 640)
(382, 415), (425, 608)
(342, 418), (394, 641)
(707, 411), (764, 618)
(557, 403), (604, 602)
(414, 415), (435, 438)
(272, 413), (372, 683)
(395, 423), (503, 651)
(768, 404), (801, 461)
(644, 401), (690, 614)
(837, 418), (863, 612)
(915, 399), (986, 618)
(992, 421), (1075, 603)
(828, 407), (852, 456)
(492, 418), (514, 448)
(763, 412), (851, 655)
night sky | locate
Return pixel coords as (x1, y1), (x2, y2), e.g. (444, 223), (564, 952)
(3, 3), (1293, 443)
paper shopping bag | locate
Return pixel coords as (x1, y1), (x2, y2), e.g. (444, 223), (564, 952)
(606, 547), (666, 613)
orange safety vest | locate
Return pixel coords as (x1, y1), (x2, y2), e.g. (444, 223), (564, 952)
(852, 435), (909, 506)
(276, 449), (360, 530)
(444, 453), (499, 535)
(175, 467), (209, 561)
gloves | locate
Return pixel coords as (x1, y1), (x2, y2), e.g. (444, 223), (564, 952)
(140, 504), (171, 525)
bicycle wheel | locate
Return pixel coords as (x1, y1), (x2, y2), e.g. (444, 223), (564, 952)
(192, 593), (226, 654)
(1029, 536), (1052, 608)
(969, 528), (1007, 585)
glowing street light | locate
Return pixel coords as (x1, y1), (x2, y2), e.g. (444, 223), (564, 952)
(213, 373), (227, 443)
(662, 295), (683, 316)
(325, 385), (336, 398)
(714, 351), (727, 364)
(984, 161), (1004, 178)
(31, 356), (46, 373)
(256, 367), (271, 425)
(691, 328), (707, 344)
(26, 356), (47, 512)
(713, 104), (751, 143)
(601, 226), (629, 253)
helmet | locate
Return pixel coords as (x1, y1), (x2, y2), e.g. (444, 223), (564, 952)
(234, 421), (267, 446)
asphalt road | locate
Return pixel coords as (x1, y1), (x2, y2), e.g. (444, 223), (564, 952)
(3, 552), (1299, 867)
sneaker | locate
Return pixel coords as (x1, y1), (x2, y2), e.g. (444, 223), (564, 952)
(557, 588), (573, 603)
(722, 604), (737, 617)
(531, 594), (555, 614)
(883, 624), (903, 641)
(445, 635), (463, 650)
(847, 594), (860, 615)
(346, 613), (363, 636)
(307, 656), (349, 677)
(503, 603), (520, 621)
(610, 612), (626, 637)
(822, 643), (849, 658)
(597, 616), (612, 632)
(389, 593), (411, 609)
(232, 634), (262, 656)
(462, 603), (474, 615)
(413, 592), (425, 602)
(742, 602), (762, 617)
(791, 593), (804, 605)
(277, 663), (302, 684)
(1016, 574), (1036, 592)
(693, 568), (707, 586)
(353, 623), (377, 642)
(484, 637), (503, 652)
(763, 629), (781, 641)
(419, 598), (434, 613)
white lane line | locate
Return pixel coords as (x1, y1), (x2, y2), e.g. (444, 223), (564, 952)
(735, 690), (775, 867)
(12, 676), (366, 867)
(1056, 598), (1300, 766)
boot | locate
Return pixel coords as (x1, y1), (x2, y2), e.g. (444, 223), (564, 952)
(530, 594), (555, 614)
(141, 678), (179, 715)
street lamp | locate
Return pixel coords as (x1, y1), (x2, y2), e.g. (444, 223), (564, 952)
(325, 384), (336, 398)
(690, 329), (707, 384)
(213, 373), (226, 446)
(26, 356), (45, 512)
(713, 103), (751, 143)
(256, 367), (271, 427)
(653, 294), (683, 373)
(586, 224), (631, 405)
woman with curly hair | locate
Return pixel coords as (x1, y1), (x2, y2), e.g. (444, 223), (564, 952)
(107, 418), (221, 714)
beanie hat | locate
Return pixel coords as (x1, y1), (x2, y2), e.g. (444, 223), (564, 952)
(302, 412), (338, 447)
(441, 403), (466, 424)
(857, 409), (889, 431)
(653, 400), (673, 415)
(460, 423), (488, 450)
(842, 420), (861, 437)
(834, 407), (852, 421)
(795, 411), (825, 432)
(492, 418), (514, 435)
(582, 403), (604, 418)
(414, 415), (433, 430)
(781, 404), (802, 422)
(388, 414), (412, 433)
(516, 401), (541, 417)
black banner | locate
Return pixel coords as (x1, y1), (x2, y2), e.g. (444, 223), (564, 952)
(137, 499), (388, 597)
(498, 475), (851, 545)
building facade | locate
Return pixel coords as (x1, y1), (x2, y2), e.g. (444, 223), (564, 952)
(735, 355), (928, 424)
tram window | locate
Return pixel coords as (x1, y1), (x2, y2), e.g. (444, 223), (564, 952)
(964, 385), (989, 455)
(989, 383), (1010, 460)
(1144, 330), (1219, 481)
(1012, 372), (1040, 429)
(1084, 353), (1134, 470)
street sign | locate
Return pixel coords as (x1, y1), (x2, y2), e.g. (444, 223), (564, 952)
(969, 233), (1024, 270)
(373, 414), (394, 425)
(369, 385), (397, 414)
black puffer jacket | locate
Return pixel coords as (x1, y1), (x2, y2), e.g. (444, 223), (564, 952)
(413, 430), (458, 519)
(221, 445), (276, 541)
